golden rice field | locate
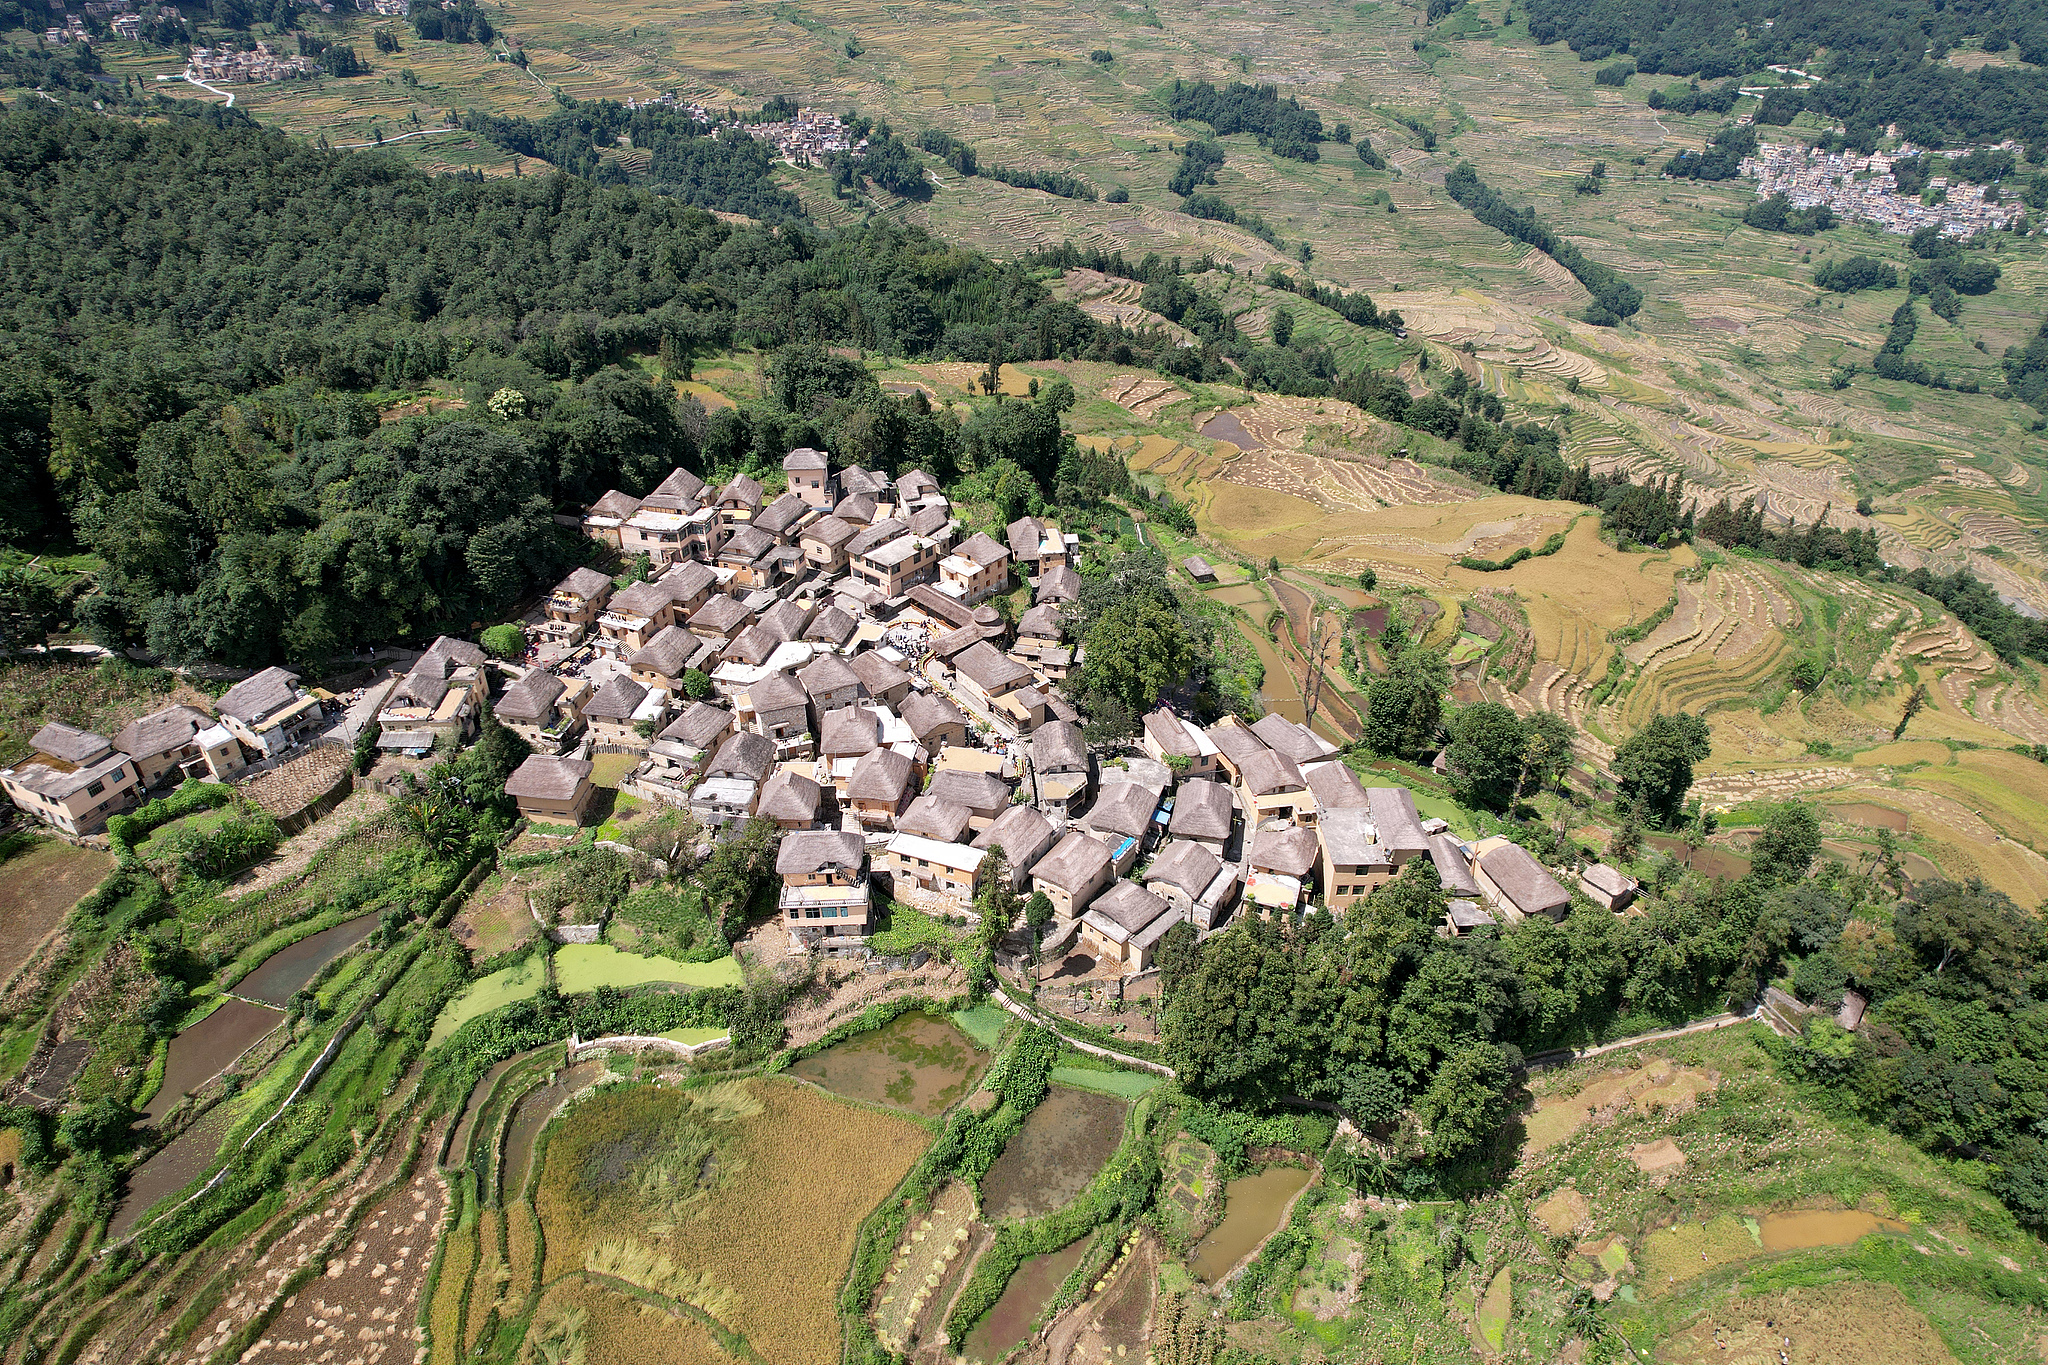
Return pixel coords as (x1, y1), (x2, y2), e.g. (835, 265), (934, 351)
(534, 1077), (927, 1365)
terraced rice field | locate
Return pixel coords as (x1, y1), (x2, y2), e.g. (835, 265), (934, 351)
(535, 1077), (928, 1364)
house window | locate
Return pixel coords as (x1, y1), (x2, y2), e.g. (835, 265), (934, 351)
(86, 780), (104, 797)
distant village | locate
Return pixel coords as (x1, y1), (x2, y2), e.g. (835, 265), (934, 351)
(1, 450), (1642, 987)
(1741, 139), (2026, 237)
(625, 95), (864, 165)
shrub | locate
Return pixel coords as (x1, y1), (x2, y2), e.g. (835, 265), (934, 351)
(479, 623), (525, 659)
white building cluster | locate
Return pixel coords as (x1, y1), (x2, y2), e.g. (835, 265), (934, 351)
(1742, 140), (2025, 238)
(619, 97), (864, 166)
(186, 43), (318, 83)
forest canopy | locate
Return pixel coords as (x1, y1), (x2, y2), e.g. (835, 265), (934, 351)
(0, 104), (1140, 664)
(1526, 0), (2048, 143)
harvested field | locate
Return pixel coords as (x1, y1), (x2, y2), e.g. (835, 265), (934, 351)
(535, 1077), (927, 1365)
(1662, 1281), (1958, 1365)
(0, 839), (110, 983)
(232, 1143), (446, 1365)
(872, 1180), (977, 1356)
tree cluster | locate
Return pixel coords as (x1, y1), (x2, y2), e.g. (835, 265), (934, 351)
(459, 101), (807, 221)
(1814, 255), (1898, 292)
(1660, 123), (1757, 182)
(1743, 192), (1835, 235)
(1444, 162), (1642, 322)
(1166, 80), (1326, 161)
(1776, 874), (2048, 1229)
(1161, 804), (1837, 1187)
(1694, 500), (1885, 574)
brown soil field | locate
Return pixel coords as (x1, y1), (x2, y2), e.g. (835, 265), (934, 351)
(1663, 1281), (1959, 1365)
(1523, 1061), (1719, 1155)
(0, 839), (110, 983)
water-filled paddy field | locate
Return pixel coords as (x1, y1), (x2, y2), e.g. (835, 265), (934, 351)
(979, 1083), (1126, 1223)
(1188, 1164), (1313, 1283)
(790, 1010), (986, 1116)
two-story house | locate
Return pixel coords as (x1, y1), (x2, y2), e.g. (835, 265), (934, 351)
(0, 723), (144, 834)
(937, 531), (1011, 606)
(971, 804), (1056, 890)
(845, 747), (915, 829)
(746, 672), (814, 759)
(1029, 830), (1113, 922)
(800, 514), (858, 574)
(901, 691), (969, 752)
(504, 754), (596, 826)
(777, 829), (869, 945)
(1167, 777), (1234, 855)
(1140, 708), (1221, 780)
(1317, 808), (1395, 913)
(377, 637), (490, 745)
(849, 651), (914, 711)
(544, 566), (615, 643)
(599, 577), (688, 655)
(111, 704), (214, 789)
(784, 447), (836, 509)
(216, 666), (322, 758)
(494, 669), (589, 753)
(1078, 879), (1180, 975)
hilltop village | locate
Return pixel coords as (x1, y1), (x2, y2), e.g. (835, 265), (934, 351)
(1743, 139), (2025, 237)
(0, 448), (1633, 984)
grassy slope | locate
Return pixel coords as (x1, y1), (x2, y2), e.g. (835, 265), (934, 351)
(1228, 1025), (2048, 1363)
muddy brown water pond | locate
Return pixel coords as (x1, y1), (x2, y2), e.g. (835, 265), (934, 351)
(111, 1102), (236, 1240)
(963, 1236), (1090, 1364)
(1758, 1209), (1907, 1251)
(1198, 411), (1262, 451)
(1824, 802), (1910, 833)
(1189, 1165), (1313, 1284)
(790, 1011), (985, 1116)
(1646, 836), (1750, 882)
(980, 1085), (1126, 1223)
(235, 912), (381, 1006)
(146, 997), (284, 1122)
(500, 1059), (605, 1202)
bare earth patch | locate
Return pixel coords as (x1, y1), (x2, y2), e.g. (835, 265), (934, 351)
(1628, 1138), (1687, 1175)
(1534, 1187), (1590, 1237)
(0, 839), (111, 983)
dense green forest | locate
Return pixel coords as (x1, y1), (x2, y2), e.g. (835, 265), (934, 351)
(1166, 80), (1327, 161)
(457, 103), (807, 222)
(1526, 0), (2048, 143)
(0, 104), (1151, 665)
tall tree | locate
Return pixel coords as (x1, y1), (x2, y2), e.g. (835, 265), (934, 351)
(1612, 712), (1712, 827)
